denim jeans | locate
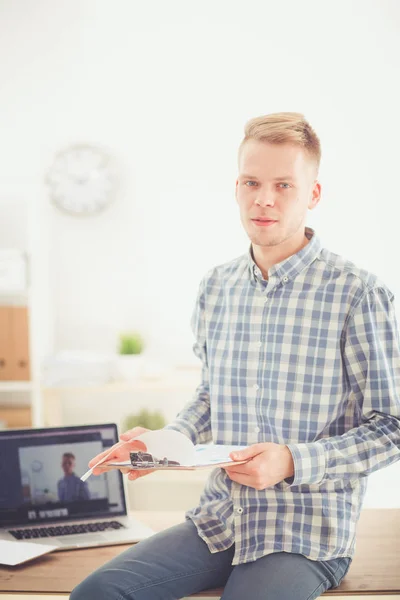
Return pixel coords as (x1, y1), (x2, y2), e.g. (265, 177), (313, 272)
(70, 520), (352, 600)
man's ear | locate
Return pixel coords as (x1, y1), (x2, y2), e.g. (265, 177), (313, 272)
(235, 179), (239, 203)
(309, 181), (321, 210)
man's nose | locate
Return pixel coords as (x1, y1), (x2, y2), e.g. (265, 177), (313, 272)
(255, 191), (275, 207)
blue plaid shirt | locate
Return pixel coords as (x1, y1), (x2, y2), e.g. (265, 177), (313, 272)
(57, 474), (90, 503)
(167, 227), (400, 565)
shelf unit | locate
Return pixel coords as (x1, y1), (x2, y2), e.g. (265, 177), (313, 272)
(0, 178), (53, 428)
(0, 381), (34, 392)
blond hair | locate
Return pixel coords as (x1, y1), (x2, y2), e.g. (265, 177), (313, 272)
(239, 112), (321, 171)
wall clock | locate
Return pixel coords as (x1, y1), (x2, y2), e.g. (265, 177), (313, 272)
(46, 144), (117, 216)
(30, 460), (43, 473)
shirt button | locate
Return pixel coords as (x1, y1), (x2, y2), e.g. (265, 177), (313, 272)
(282, 276), (289, 283)
(254, 426), (261, 433)
(253, 384), (259, 390)
(235, 506), (244, 515)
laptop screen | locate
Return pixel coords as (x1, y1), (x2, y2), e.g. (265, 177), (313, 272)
(0, 423), (127, 527)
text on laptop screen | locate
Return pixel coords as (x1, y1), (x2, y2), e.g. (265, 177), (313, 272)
(0, 424), (127, 526)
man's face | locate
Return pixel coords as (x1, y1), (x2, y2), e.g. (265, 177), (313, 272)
(62, 456), (75, 476)
(236, 140), (320, 248)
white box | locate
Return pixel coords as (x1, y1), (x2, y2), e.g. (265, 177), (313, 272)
(0, 249), (28, 294)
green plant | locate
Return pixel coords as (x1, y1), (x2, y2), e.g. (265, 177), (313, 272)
(118, 332), (144, 355)
(123, 409), (166, 431)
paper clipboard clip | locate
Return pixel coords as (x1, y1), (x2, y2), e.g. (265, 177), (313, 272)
(130, 451), (181, 469)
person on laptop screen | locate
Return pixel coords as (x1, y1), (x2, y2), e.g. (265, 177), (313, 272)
(57, 453), (90, 503)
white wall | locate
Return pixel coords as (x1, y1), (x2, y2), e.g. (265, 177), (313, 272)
(0, 0), (399, 505)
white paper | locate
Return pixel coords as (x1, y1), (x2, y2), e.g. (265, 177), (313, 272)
(81, 429), (197, 481)
(192, 444), (247, 466)
(135, 429), (197, 465)
(81, 429), (248, 478)
(0, 540), (57, 566)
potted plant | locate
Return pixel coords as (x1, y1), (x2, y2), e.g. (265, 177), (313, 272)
(123, 408), (166, 432)
(115, 331), (145, 380)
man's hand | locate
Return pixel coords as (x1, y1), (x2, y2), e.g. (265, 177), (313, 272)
(119, 427), (154, 481)
(224, 442), (294, 489)
(88, 426), (153, 481)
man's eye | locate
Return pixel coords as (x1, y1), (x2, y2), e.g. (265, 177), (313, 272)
(278, 183), (290, 189)
(245, 181), (258, 187)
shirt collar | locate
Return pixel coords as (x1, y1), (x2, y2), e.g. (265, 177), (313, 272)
(248, 226), (322, 284)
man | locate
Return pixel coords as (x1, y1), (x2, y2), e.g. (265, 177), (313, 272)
(57, 452), (90, 503)
(71, 112), (400, 600)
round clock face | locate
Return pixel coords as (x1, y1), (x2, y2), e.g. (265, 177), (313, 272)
(46, 144), (116, 216)
(31, 460), (43, 473)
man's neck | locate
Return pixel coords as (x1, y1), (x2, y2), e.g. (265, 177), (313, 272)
(252, 231), (310, 280)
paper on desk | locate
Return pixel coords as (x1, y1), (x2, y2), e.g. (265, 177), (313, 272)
(0, 540), (57, 566)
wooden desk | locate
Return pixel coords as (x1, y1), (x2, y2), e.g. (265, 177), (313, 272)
(0, 509), (399, 598)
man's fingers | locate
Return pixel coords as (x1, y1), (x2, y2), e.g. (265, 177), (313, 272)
(120, 426), (149, 441)
(92, 465), (132, 476)
(127, 440), (147, 451)
(224, 464), (253, 476)
(88, 426), (151, 473)
(127, 469), (154, 481)
(224, 469), (253, 485)
(88, 439), (147, 472)
(88, 441), (122, 468)
(230, 444), (265, 461)
(92, 465), (112, 475)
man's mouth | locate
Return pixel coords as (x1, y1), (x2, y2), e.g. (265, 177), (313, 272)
(252, 218), (278, 227)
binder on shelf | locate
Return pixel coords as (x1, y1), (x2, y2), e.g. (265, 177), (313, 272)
(0, 305), (31, 381)
(0, 404), (32, 428)
(0, 306), (13, 380)
(10, 306), (30, 381)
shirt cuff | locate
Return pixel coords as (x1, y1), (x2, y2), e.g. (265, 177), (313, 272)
(284, 442), (326, 486)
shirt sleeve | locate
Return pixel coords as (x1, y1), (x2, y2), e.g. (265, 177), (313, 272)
(285, 285), (400, 486)
(164, 275), (212, 445)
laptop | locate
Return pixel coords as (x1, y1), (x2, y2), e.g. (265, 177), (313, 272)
(0, 423), (155, 550)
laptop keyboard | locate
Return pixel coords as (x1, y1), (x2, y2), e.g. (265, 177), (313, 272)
(9, 520), (125, 539)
